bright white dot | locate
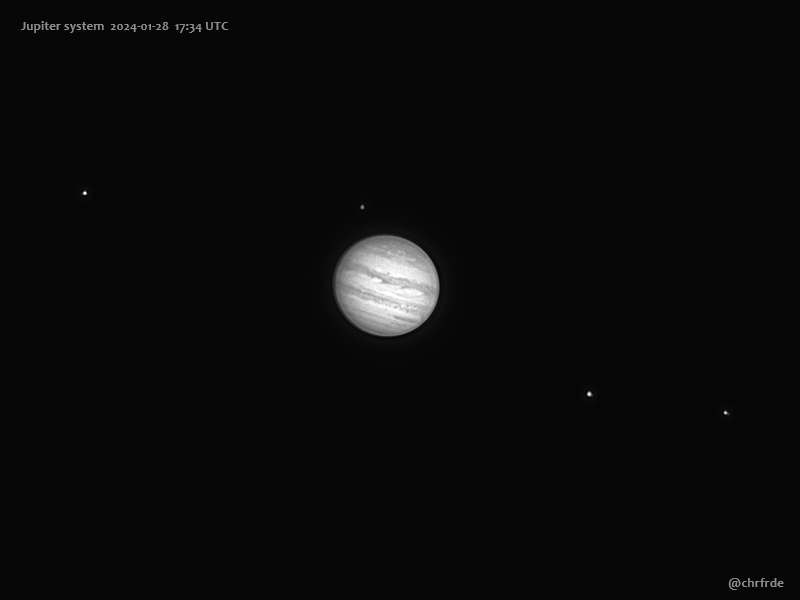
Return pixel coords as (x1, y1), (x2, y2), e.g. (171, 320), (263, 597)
(359, 204), (365, 210)
(81, 190), (88, 196)
(722, 410), (730, 417)
(586, 391), (593, 397)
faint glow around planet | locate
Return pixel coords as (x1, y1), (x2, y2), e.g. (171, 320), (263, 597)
(333, 235), (439, 337)
(718, 407), (734, 421)
(359, 204), (365, 210)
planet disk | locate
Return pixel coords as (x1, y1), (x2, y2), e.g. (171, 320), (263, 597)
(333, 235), (439, 337)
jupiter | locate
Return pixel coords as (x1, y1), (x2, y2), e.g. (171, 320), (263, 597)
(333, 235), (440, 337)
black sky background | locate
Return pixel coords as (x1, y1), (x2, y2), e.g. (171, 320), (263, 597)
(15, 12), (793, 589)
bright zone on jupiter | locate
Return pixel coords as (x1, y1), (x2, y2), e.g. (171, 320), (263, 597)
(333, 235), (440, 337)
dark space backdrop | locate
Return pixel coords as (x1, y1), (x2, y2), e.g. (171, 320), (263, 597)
(14, 12), (792, 591)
